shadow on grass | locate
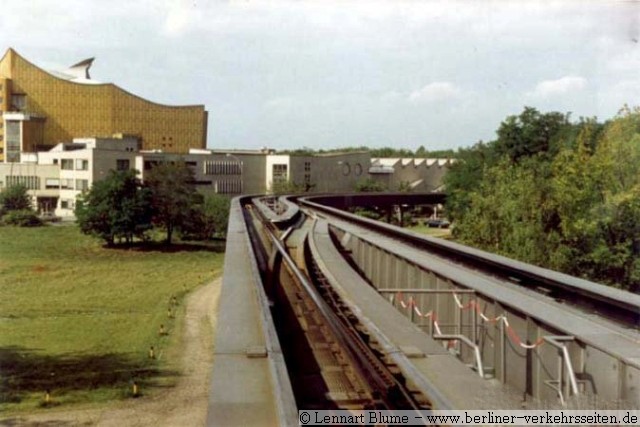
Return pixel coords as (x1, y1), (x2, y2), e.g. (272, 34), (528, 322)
(0, 346), (176, 405)
(0, 419), (89, 426)
(102, 239), (226, 254)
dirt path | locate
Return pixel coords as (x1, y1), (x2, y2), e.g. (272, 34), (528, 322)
(3, 278), (222, 427)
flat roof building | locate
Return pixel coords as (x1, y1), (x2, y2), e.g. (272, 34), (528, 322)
(0, 48), (208, 162)
(369, 158), (455, 192)
(0, 140), (453, 219)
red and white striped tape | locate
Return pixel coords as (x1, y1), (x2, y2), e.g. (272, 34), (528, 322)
(393, 291), (545, 350)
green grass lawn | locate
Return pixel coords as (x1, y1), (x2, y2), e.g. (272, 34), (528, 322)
(0, 225), (224, 413)
(407, 224), (453, 239)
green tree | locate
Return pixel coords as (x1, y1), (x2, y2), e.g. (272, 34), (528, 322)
(494, 107), (573, 162)
(203, 194), (231, 237)
(424, 148), (457, 158)
(355, 177), (387, 192)
(180, 194), (231, 240)
(1, 210), (43, 227)
(453, 157), (558, 266)
(146, 163), (202, 244)
(550, 108), (640, 291)
(451, 106), (640, 292)
(397, 180), (412, 192)
(75, 170), (153, 245)
(270, 180), (307, 195)
(444, 141), (498, 222)
(0, 184), (32, 215)
(369, 147), (414, 158)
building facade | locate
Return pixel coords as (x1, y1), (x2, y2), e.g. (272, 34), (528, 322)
(0, 142), (453, 218)
(0, 138), (246, 217)
(0, 48), (208, 162)
(213, 150), (372, 194)
(287, 152), (371, 193)
(0, 49), (456, 219)
(369, 158), (455, 192)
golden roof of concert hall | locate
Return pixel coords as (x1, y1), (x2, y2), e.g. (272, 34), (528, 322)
(0, 48), (208, 157)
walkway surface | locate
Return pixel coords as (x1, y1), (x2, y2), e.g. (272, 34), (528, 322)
(2, 278), (222, 427)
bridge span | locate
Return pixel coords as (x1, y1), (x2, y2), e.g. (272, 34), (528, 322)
(207, 193), (640, 426)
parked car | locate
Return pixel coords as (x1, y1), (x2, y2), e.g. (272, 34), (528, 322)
(427, 218), (450, 228)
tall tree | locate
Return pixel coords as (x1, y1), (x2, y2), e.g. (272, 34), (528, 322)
(180, 194), (231, 241)
(454, 157), (557, 266)
(75, 170), (153, 245)
(202, 194), (231, 237)
(0, 184), (32, 214)
(145, 163), (202, 244)
(451, 106), (640, 292)
(495, 107), (573, 162)
(370, 147), (414, 158)
(557, 108), (640, 291)
(415, 145), (427, 157)
(443, 141), (498, 222)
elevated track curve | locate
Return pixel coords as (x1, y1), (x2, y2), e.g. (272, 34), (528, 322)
(207, 193), (640, 426)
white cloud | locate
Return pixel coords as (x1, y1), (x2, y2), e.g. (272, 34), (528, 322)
(528, 76), (587, 98)
(264, 96), (299, 112)
(409, 82), (462, 104)
(380, 90), (402, 102)
(605, 79), (640, 110)
(0, 0), (634, 151)
(607, 50), (640, 73)
(164, 0), (200, 36)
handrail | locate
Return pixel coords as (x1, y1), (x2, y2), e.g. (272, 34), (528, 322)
(432, 334), (485, 379)
(543, 335), (580, 405)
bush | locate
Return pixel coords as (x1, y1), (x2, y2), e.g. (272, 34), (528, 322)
(180, 194), (231, 241)
(2, 210), (43, 227)
(355, 177), (387, 192)
(0, 184), (32, 215)
(75, 170), (153, 245)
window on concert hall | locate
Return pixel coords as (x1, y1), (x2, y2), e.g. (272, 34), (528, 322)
(11, 94), (26, 111)
(61, 159), (74, 170)
(116, 159), (130, 171)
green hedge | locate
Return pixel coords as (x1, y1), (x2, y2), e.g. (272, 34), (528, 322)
(1, 210), (43, 227)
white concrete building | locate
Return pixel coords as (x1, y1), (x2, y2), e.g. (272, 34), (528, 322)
(369, 158), (455, 192)
(0, 138), (454, 219)
(35, 137), (139, 215)
(0, 138), (251, 217)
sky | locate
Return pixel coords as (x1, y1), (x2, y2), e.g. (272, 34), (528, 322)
(1, 0), (639, 152)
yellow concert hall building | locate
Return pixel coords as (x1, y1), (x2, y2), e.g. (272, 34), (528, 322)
(0, 48), (208, 162)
